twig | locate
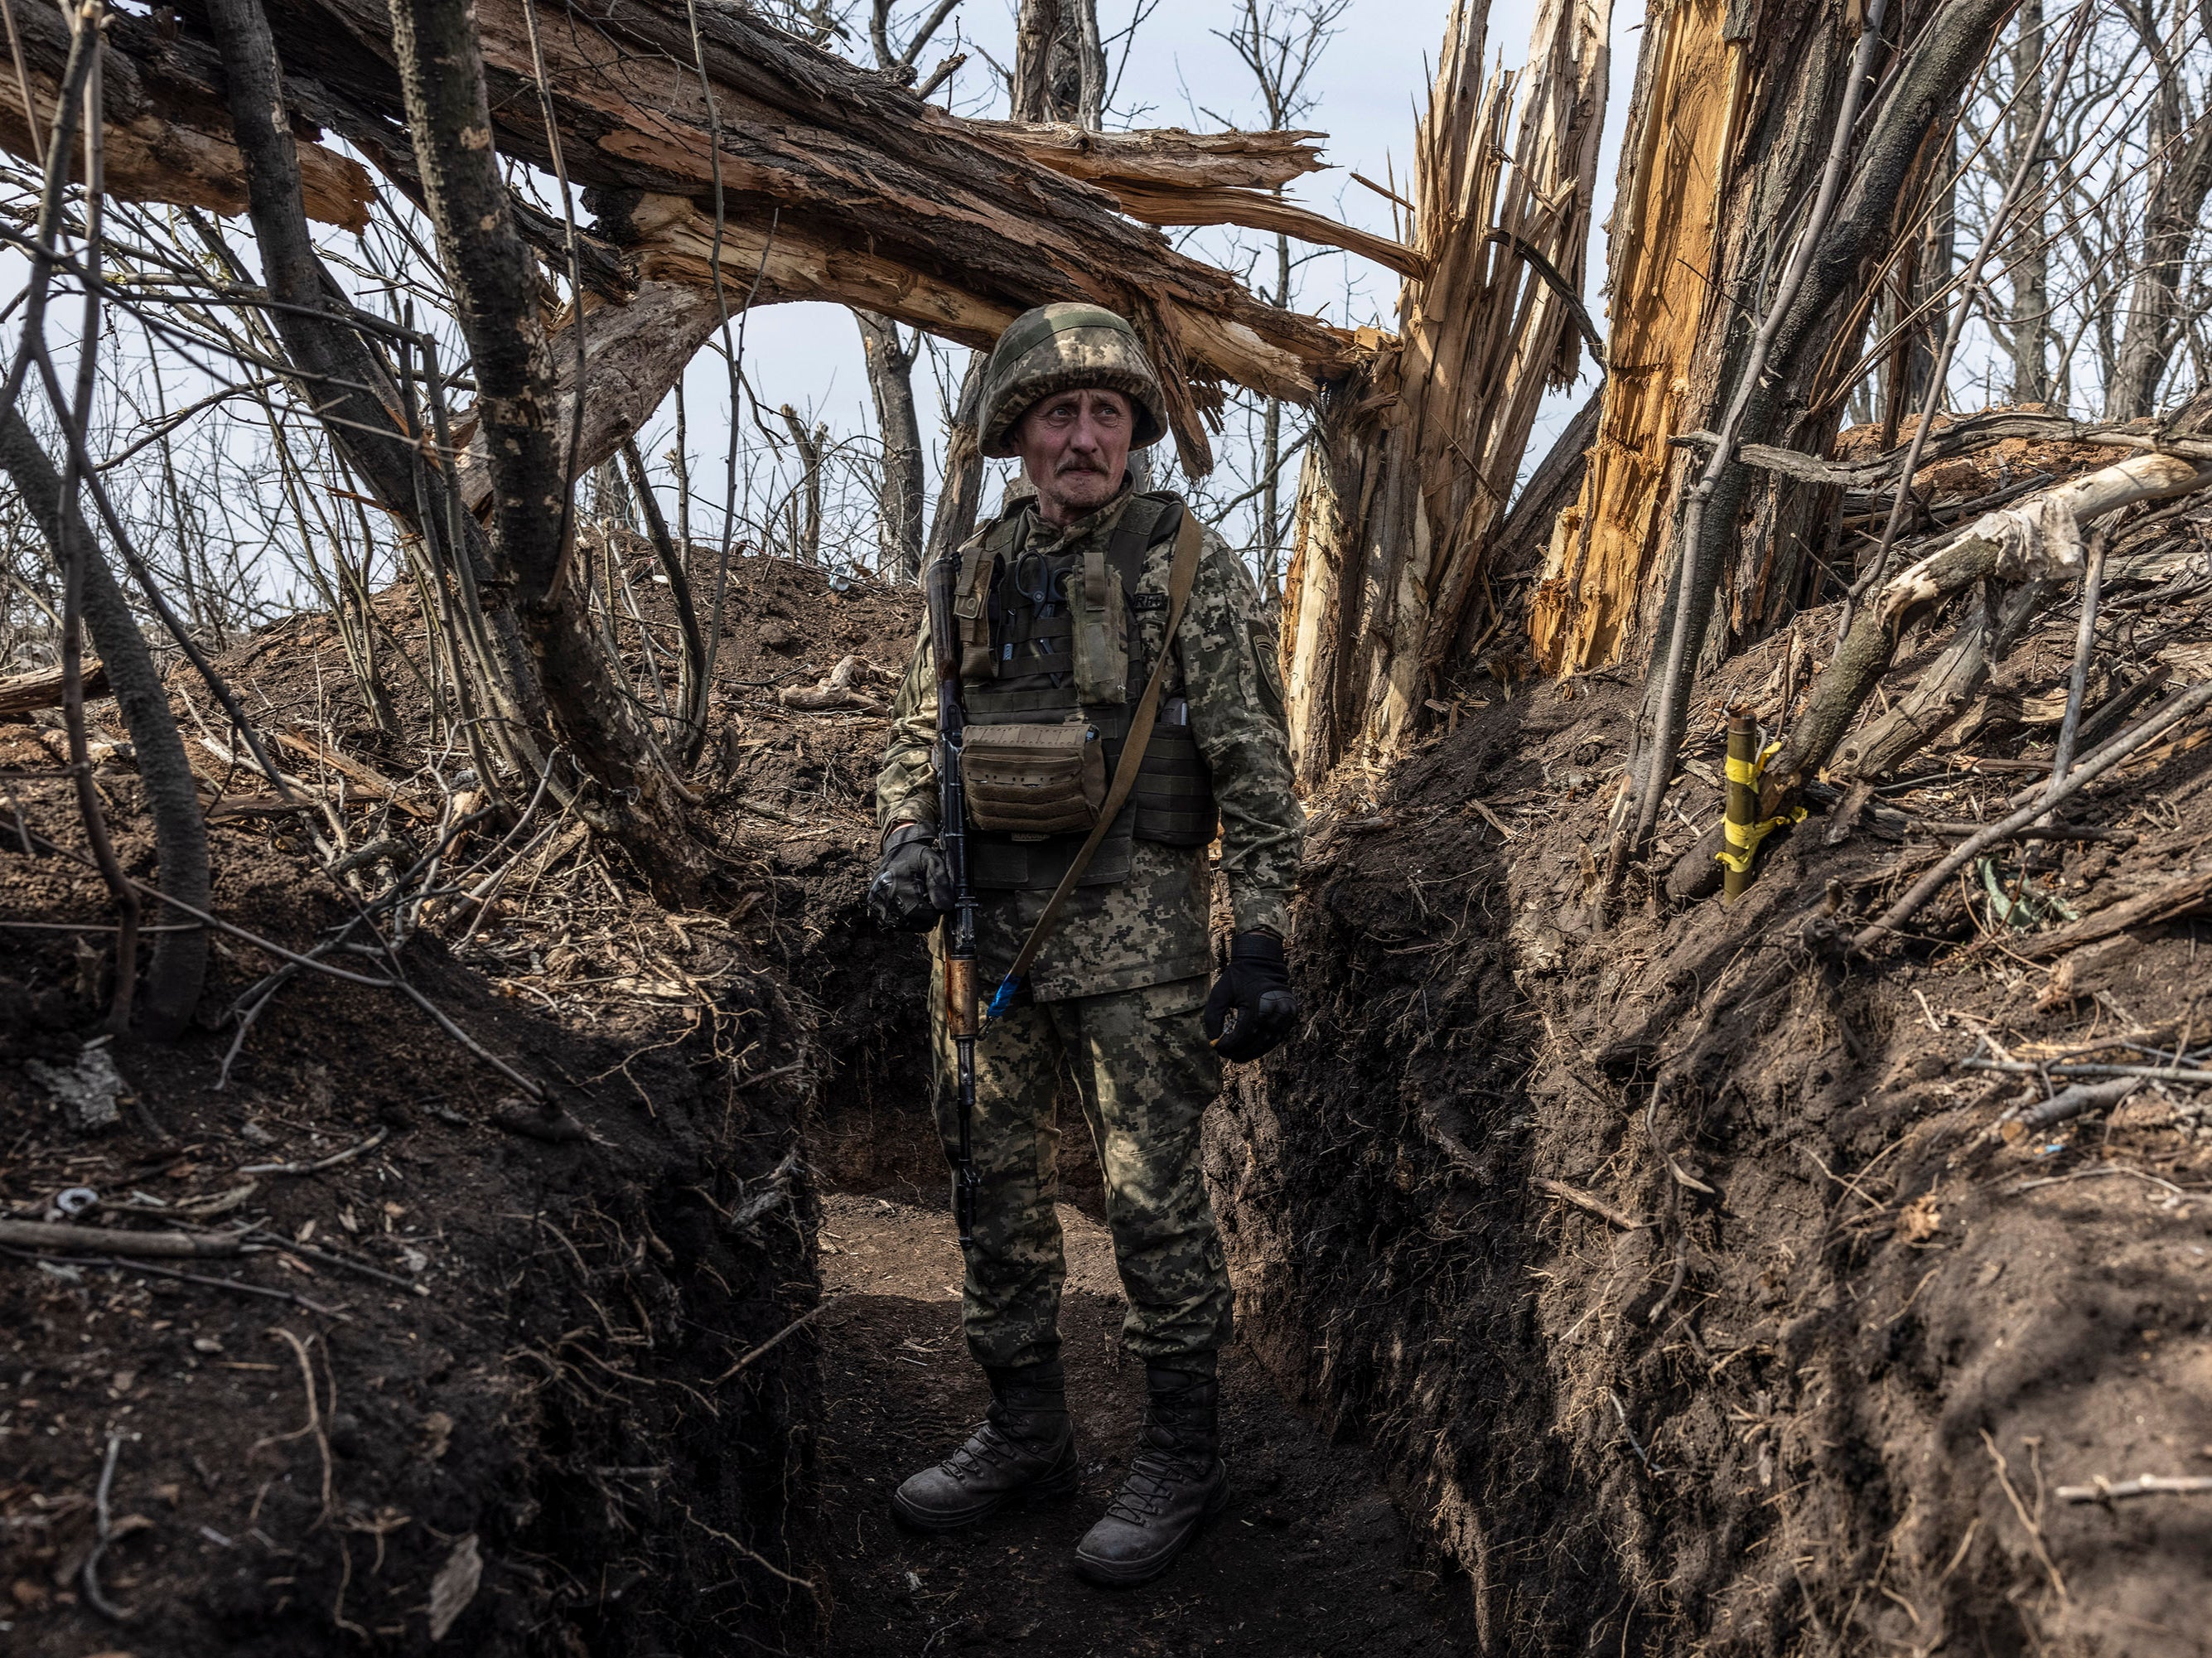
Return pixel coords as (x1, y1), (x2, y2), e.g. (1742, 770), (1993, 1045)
(2007, 1163), (2196, 1197)
(82, 1430), (135, 1622)
(1982, 1428), (2067, 1602)
(1606, 1388), (1662, 1477)
(239, 1126), (390, 1177)
(1535, 1177), (1647, 1230)
(0, 1219), (242, 1257)
(710, 1294), (843, 1383)
(2014, 1076), (2140, 1134)
(257, 1327), (333, 1523)
(60, 1250), (350, 1318)
(1853, 681), (2212, 951)
(1962, 1059), (2212, 1085)
(2044, 527), (2109, 806)
(242, 1229), (431, 1297)
(2055, 1473), (2212, 1502)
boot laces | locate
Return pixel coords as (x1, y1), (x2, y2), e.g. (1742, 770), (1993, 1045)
(1103, 1444), (1205, 1525)
(940, 1419), (1020, 1481)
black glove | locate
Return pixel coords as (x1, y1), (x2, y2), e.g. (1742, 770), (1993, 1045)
(1202, 930), (1297, 1062)
(867, 824), (954, 932)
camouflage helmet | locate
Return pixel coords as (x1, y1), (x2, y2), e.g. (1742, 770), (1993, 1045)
(978, 302), (1169, 460)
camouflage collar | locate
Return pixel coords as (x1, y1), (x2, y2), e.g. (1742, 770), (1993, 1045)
(1019, 476), (1136, 553)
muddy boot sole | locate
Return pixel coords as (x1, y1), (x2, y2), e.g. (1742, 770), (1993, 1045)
(1072, 1465), (1229, 1588)
(889, 1452), (1081, 1533)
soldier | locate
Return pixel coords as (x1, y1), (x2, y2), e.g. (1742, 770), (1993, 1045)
(867, 302), (1303, 1586)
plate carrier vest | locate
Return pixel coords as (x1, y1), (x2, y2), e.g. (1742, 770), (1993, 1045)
(950, 491), (1217, 892)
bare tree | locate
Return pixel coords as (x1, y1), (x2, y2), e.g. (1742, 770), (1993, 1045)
(1217, 0), (1350, 592)
(855, 0), (967, 582)
(2108, 0), (2212, 413)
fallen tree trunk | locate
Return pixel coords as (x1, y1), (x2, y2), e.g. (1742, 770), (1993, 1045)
(0, 660), (109, 717)
(0, 0), (1379, 475)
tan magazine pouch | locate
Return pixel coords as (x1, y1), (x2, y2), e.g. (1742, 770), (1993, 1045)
(960, 722), (1107, 837)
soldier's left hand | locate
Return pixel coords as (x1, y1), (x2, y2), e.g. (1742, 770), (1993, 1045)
(1203, 931), (1297, 1062)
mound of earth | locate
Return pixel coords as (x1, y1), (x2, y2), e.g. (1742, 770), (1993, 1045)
(1214, 569), (2212, 1651)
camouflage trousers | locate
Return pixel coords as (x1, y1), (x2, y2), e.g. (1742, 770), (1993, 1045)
(930, 972), (1230, 1373)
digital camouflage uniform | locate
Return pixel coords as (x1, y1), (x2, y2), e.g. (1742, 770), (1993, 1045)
(876, 485), (1303, 1373)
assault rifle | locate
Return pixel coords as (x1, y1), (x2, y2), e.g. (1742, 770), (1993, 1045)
(926, 551), (983, 1250)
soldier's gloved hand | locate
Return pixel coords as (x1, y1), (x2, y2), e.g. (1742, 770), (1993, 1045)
(867, 824), (954, 933)
(1203, 930), (1297, 1062)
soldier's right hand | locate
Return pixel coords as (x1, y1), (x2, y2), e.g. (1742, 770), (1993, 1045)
(867, 824), (954, 932)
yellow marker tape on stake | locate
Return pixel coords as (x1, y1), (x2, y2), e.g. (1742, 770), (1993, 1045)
(1714, 740), (1804, 873)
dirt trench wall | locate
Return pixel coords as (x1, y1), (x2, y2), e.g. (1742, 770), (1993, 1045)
(1209, 674), (2212, 1655)
(0, 776), (823, 1657)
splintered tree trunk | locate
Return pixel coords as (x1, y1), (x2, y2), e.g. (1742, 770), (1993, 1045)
(1531, 0), (2012, 704)
(0, 0), (1382, 484)
(1280, 0), (1611, 777)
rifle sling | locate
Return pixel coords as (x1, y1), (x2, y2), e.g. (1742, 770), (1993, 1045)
(993, 508), (1204, 1006)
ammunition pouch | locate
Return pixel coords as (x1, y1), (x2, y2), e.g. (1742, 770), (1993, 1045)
(960, 721), (1107, 836)
(956, 491), (1219, 891)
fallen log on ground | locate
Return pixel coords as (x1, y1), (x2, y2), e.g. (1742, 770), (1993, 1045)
(0, 661), (109, 718)
(0, 1220), (244, 1258)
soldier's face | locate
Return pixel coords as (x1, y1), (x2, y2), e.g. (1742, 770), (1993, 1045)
(1017, 389), (1133, 524)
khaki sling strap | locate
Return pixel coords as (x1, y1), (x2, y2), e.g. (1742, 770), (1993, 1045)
(984, 507), (1205, 1019)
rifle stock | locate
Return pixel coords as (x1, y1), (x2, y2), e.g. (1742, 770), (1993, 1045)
(927, 552), (983, 1249)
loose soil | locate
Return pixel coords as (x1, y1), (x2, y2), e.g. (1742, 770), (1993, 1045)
(1211, 529), (2212, 1651)
(809, 1189), (1469, 1656)
(10, 493), (2212, 1656)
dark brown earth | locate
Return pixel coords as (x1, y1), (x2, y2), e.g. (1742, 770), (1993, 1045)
(0, 774), (822, 1656)
(809, 1189), (1469, 1657)
(8, 495), (2212, 1656)
(1212, 530), (2212, 1651)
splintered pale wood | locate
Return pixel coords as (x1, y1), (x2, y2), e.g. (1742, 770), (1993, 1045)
(1280, 0), (1611, 774)
(974, 123), (1330, 191)
(1527, 0), (1738, 674)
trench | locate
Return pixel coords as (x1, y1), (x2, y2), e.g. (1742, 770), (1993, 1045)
(15, 552), (2210, 1658)
(779, 863), (1479, 1655)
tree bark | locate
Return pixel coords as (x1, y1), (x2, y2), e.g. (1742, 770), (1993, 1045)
(385, 0), (708, 902)
(0, 411), (209, 1040)
(2006, 0), (2050, 406)
(924, 355), (992, 579)
(2108, 6), (2212, 416)
(856, 312), (926, 582)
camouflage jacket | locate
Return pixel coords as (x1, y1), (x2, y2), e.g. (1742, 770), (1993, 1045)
(875, 487), (1303, 1002)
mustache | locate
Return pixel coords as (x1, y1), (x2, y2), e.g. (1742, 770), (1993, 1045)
(1054, 457), (1110, 475)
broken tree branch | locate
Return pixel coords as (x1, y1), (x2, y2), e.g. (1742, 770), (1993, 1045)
(1852, 680), (2212, 953)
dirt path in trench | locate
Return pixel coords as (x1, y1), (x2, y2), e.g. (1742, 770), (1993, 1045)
(809, 1192), (1470, 1656)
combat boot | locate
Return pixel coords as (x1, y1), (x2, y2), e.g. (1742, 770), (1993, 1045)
(1073, 1365), (1227, 1586)
(891, 1358), (1079, 1531)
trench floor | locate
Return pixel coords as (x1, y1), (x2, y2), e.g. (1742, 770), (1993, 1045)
(811, 1192), (1469, 1656)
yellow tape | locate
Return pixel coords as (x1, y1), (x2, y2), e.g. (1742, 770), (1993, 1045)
(1725, 754), (1760, 786)
(1714, 805), (1808, 873)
